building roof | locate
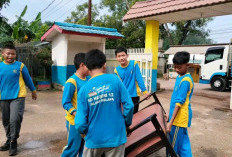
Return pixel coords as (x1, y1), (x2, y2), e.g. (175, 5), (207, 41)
(164, 43), (229, 55)
(41, 22), (124, 41)
(123, 0), (232, 23)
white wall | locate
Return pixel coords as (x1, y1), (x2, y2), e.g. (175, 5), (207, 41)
(67, 35), (105, 65)
(67, 35), (105, 44)
(52, 34), (68, 66)
(52, 34), (106, 66)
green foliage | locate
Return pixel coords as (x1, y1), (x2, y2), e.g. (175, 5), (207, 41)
(35, 47), (52, 68)
(34, 47), (52, 79)
(66, 0), (213, 49)
(0, 53), (4, 62)
(33, 24), (49, 41)
(160, 18), (214, 49)
(0, 0), (10, 8)
(0, 5), (50, 45)
(97, 0), (145, 48)
(65, 2), (99, 25)
(182, 33), (214, 45)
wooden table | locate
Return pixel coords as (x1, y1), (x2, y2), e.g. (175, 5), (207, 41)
(125, 93), (177, 157)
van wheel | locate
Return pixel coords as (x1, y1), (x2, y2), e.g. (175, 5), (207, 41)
(210, 76), (226, 91)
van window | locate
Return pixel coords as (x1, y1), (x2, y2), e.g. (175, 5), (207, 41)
(205, 49), (224, 64)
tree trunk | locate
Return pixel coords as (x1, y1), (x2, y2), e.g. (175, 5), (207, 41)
(43, 67), (46, 79)
(162, 24), (174, 45)
(178, 20), (192, 45)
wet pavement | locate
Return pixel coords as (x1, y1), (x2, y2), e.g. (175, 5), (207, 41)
(0, 79), (232, 157)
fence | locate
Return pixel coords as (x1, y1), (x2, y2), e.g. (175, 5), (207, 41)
(16, 46), (50, 80)
(105, 48), (152, 92)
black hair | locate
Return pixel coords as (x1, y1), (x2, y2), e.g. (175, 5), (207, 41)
(2, 44), (16, 50)
(173, 51), (190, 65)
(115, 47), (127, 56)
(85, 49), (106, 70)
(74, 53), (86, 70)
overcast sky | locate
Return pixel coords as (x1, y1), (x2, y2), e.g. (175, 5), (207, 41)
(2, 0), (232, 44)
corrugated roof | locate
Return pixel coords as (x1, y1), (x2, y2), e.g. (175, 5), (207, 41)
(164, 43), (229, 55)
(123, 0), (232, 23)
(41, 22), (124, 41)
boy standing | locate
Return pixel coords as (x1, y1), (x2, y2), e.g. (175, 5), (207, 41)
(0, 44), (37, 156)
(167, 51), (193, 157)
(75, 49), (134, 157)
(114, 47), (149, 113)
(61, 53), (89, 157)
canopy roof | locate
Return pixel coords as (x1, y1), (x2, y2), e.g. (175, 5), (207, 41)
(164, 43), (229, 55)
(123, 0), (232, 23)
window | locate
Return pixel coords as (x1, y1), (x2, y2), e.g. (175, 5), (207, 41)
(205, 48), (224, 64)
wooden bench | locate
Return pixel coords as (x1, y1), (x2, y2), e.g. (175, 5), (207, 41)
(125, 93), (177, 157)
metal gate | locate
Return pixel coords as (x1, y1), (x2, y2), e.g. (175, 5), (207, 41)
(105, 48), (152, 92)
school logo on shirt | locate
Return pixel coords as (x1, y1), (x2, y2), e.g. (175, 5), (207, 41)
(13, 69), (17, 73)
(88, 92), (97, 97)
(88, 85), (114, 106)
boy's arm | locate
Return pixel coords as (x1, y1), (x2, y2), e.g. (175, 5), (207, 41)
(75, 89), (88, 134)
(62, 83), (76, 115)
(167, 106), (180, 132)
(21, 64), (36, 92)
(134, 62), (148, 95)
(118, 78), (134, 126)
(167, 81), (190, 132)
(21, 64), (37, 100)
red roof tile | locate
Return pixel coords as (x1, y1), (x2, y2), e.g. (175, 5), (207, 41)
(123, 0), (232, 22)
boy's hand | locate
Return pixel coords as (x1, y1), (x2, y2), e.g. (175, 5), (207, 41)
(126, 127), (131, 137)
(165, 112), (169, 122)
(32, 91), (37, 100)
(72, 112), (76, 116)
(166, 122), (172, 133)
(145, 93), (151, 100)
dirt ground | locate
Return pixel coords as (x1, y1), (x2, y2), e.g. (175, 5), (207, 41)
(0, 78), (232, 157)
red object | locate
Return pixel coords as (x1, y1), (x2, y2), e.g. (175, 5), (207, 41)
(41, 24), (122, 41)
(37, 84), (51, 89)
(125, 104), (166, 157)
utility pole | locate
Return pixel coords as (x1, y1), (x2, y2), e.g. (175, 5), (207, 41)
(88, 0), (92, 26)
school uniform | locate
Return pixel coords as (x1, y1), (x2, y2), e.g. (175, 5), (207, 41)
(61, 74), (88, 157)
(114, 60), (147, 113)
(168, 73), (194, 157)
(0, 61), (35, 142)
(75, 73), (134, 157)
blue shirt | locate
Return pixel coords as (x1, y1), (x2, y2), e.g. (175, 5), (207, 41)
(62, 74), (89, 125)
(75, 73), (134, 148)
(0, 61), (35, 100)
(169, 73), (194, 128)
(114, 60), (147, 97)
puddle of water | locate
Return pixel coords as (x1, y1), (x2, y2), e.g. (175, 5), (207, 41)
(23, 141), (45, 149)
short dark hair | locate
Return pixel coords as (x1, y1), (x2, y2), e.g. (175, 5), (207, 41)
(115, 47), (127, 56)
(85, 49), (106, 70)
(74, 53), (86, 70)
(173, 51), (190, 65)
(2, 44), (16, 50)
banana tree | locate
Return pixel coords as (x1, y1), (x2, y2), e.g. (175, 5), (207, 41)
(0, 5), (42, 45)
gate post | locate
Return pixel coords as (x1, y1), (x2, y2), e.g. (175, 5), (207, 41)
(230, 82), (232, 110)
(145, 20), (159, 92)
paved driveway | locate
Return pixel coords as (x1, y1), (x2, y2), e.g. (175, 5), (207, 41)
(0, 79), (231, 157)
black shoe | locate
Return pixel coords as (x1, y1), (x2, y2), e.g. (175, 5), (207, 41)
(9, 140), (17, 156)
(0, 139), (10, 151)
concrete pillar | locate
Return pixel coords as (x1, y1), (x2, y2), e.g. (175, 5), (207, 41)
(230, 84), (232, 110)
(145, 20), (159, 92)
